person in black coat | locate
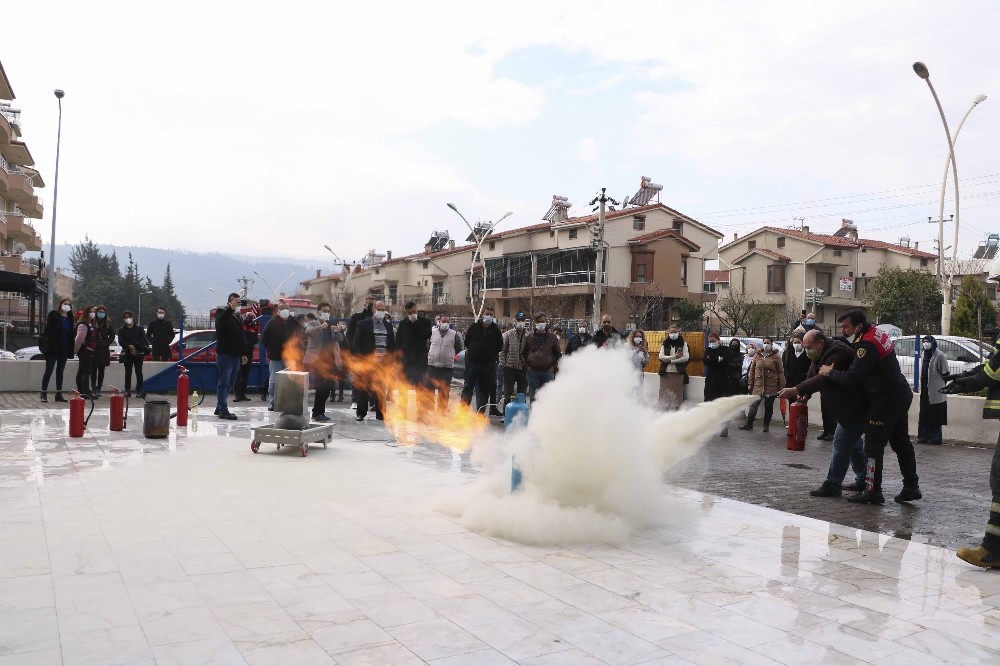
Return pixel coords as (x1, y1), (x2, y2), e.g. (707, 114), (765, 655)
(260, 300), (304, 410)
(117, 310), (149, 397)
(146, 307), (174, 361)
(346, 295), (375, 351)
(90, 305), (115, 398)
(565, 323), (593, 355)
(351, 301), (396, 421)
(214, 293), (248, 420)
(703, 333), (734, 436)
(234, 310), (260, 402)
(39, 297), (76, 403)
(592, 315), (625, 349)
(396, 301), (433, 389)
(725, 338), (746, 396)
(461, 307), (503, 415)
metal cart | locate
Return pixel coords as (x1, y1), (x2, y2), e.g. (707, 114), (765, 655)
(250, 423), (334, 457)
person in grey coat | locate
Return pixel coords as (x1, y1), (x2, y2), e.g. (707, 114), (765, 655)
(916, 334), (949, 445)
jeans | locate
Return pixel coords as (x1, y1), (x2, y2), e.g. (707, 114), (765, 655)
(216, 354), (241, 414)
(123, 357), (144, 394)
(745, 395), (776, 425)
(825, 422), (867, 489)
(917, 424), (943, 445)
(526, 370), (555, 401)
(42, 354), (68, 392)
(427, 366), (453, 412)
(461, 360), (497, 411)
(267, 360), (286, 408)
(502, 367), (527, 403)
(90, 363), (106, 392)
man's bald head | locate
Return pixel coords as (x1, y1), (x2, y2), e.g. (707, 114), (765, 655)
(803, 329), (826, 353)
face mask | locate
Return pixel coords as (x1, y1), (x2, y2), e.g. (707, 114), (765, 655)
(806, 318), (815, 326)
(762, 344), (773, 352)
(633, 336), (643, 344)
(124, 318), (133, 325)
(61, 304), (71, 313)
(793, 343), (803, 352)
(922, 342), (932, 350)
(668, 332), (679, 340)
(97, 312), (106, 320)
(279, 309), (290, 319)
(578, 327), (587, 334)
(373, 310), (386, 320)
(747, 348), (756, 356)
(483, 316), (494, 326)
(515, 322), (526, 330)
(157, 313), (165, 319)
(319, 312), (331, 321)
(535, 323), (547, 332)
(709, 342), (719, 349)
(407, 313), (416, 322)
(806, 348), (821, 360)
(439, 322), (450, 332)
(88, 312), (95, 320)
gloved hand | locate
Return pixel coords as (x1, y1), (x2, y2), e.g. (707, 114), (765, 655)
(940, 372), (987, 394)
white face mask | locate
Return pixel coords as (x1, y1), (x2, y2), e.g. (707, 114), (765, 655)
(157, 313), (165, 319)
(578, 327), (586, 334)
(922, 342), (932, 350)
(483, 316), (494, 326)
(124, 318), (133, 325)
(278, 309), (290, 319)
(634, 337), (643, 344)
(61, 304), (71, 313)
(407, 313), (417, 322)
(668, 332), (678, 340)
(709, 342), (719, 349)
(88, 311), (96, 320)
(515, 322), (526, 330)
(535, 323), (547, 332)
(793, 343), (803, 352)
(319, 312), (331, 321)
(762, 343), (773, 352)
(439, 322), (450, 331)
(373, 310), (386, 320)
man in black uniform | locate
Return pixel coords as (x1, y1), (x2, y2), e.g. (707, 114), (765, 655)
(396, 300), (433, 394)
(820, 310), (921, 505)
(147, 307), (174, 361)
(461, 306), (503, 416)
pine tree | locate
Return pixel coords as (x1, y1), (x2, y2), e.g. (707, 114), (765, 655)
(953, 276), (997, 338)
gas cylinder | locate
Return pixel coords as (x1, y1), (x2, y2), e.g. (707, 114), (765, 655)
(69, 393), (86, 437)
(504, 393), (530, 431)
(176, 367), (190, 427)
(786, 400), (808, 451)
(109, 387), (125, 431)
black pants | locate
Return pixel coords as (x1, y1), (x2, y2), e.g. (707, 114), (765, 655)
(152, 347), (170, 362)
(461, 360), (497, 411)
(984, 431), (1000, 551)
(42, 354), (68, 392)
(124, 357), (144, 393)
(355, 388), (384, 420)
(426, 366), (453, 412)
(502, 367), (527, 403)
(90, 363), (106, 392)
(746, 395), (776, 426)
(76, 354), (94, 395)
(235, 359), (252, 398)
(863, 393), (919, 491)
(820, 393), (837, 435)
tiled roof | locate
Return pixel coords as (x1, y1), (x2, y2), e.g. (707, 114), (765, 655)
(735, 247), (791, 263)
(627, 229), (701, 251)
(379, 242), (478, 267)
(704, 270), (730, 282)
(858, 238), (937, 259)
(565, 203), (723, 238)
(761, 226), (859, 248)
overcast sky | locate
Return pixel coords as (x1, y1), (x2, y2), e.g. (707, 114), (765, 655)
(6, 1), (1000, 269)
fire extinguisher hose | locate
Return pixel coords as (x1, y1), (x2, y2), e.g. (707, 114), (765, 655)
(83, 394), (95, 427)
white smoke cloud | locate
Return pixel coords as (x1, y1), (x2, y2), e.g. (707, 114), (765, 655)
(437, 346), (756, 544)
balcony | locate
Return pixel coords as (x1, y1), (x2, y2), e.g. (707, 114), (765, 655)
(0, 254), (36, 276)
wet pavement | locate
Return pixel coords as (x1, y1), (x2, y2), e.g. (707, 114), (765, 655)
(1, 396), (1000, 664)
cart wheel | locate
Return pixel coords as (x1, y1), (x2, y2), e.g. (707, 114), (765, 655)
(300, 443), (309, 457)
(251, 441), (260, 453)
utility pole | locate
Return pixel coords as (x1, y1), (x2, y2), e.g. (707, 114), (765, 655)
(589, 188), (619, 330)
(236, 275), (254, 300)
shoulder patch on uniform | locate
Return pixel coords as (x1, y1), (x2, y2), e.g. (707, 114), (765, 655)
(856, 347), (866, 358)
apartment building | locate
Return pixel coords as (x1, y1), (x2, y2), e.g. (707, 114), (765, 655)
(717, 219), (937, 327)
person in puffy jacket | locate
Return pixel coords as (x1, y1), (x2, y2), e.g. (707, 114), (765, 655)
(520, 313), (560, 401)
(426, 314), (463, 412)
(117, 310), (149, 398)
(739, 336), (785, 432)
(499, 312), (528, 403)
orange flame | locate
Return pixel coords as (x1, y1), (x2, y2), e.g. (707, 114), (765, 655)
(282, 337), (305, 372)
(314, 348), (488, 452)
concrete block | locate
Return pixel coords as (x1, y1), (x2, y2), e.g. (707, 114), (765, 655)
(274, 370), (309, 415)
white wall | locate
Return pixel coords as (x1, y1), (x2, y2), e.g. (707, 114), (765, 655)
(0, 361), (176, 392)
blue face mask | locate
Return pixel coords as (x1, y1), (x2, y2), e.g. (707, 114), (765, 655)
(97, 311), (106, 320)
(806, 318), (814, 325)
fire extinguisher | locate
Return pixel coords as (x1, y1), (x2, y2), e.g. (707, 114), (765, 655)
(108, 386), (127, 431)
(786, 400), (808, 451)
(68, 390), (95, 438)
(176, 367), (190, 427)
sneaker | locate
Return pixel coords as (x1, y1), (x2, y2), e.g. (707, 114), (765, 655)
(847, 490), (885, 505)
(956, 545), (1000, 568)
(843, 481), (865, 492)
(894, 487), (922, 503)
(218, 412), (238, 421)
(312, 414), (331, 422)
(762, 425), (769, 433)
(267, 406), (274, 412)
(816, 432), (832, 441)
(738, 424), (753, 431)
(350, 403), (358, 409)
(385, 441), (399, 447)
(810, 482), (842, 497)
(356, 416), (365, 423)
(40, 392), (48, 403)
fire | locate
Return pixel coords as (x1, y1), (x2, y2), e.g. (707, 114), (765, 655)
(313, 348), (488, 452)
(282, 337), (304, 372)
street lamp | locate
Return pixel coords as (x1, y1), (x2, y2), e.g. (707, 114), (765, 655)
(446, 203), (513, 319)
(138, 290), (152, 323)
(47, 89), (65, 315)
(913, 61), (961, 334)
(252, 270), (295, 301)
(323, 245), (354, 312)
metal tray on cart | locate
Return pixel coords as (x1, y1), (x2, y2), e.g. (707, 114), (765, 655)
(250, 423), (334, 457)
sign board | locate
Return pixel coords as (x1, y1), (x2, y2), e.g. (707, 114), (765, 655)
(839, 277), (854, 292)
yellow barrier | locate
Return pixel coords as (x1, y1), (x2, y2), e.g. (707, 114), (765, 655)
(644, 330), (704, 377)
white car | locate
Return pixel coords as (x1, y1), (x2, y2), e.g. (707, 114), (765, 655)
(0, 350), (15, 360)
(893, 335), (995, 383)
(14, 345), (43, 360)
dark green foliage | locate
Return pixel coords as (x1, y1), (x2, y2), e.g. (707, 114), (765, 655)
(863, 266), (943, 334)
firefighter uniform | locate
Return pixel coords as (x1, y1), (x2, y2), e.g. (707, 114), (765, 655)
(827, 323), (921, 504)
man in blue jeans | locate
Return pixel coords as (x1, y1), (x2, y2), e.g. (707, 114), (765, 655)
(778, 330), (868, 497)
(215, 293), (248, 420)
(520, 313), (561, 401)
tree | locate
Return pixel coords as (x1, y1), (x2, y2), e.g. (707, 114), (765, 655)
(68, 236), (117, 284)
(614, 283), (665, 330)
(672, 298), (705, 332)
(863, 266), (943, 334)
(953, 276), (997, 338)
(775, 303), (806, 338)
(709, 290), (773, 336)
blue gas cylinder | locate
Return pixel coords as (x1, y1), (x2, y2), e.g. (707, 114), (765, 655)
(504, 393), (530, 431)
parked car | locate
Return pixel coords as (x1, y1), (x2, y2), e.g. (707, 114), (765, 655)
(893, 335), (995, 383)
(14, 346), (43, 360)
(0, 350), (15, 360)
(160, 330), (262, 362)
(720, 336), (786, 355)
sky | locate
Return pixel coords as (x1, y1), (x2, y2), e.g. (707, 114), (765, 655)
(5, 1), (1000, 271)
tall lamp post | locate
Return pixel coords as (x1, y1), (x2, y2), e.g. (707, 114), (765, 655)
(446, 204), (512, 319)
(323, 245), (353, 312)
(47, 89), (65, 315)
(913, 61), (963, 335)
(138, 290), (151, 324)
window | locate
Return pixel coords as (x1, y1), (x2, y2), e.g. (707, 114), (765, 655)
(387, 284), (398, 305)
(672, 219), (683, 232)
(704, 282), (716, 293)
(893, 338), (915, 359)
(633, 216), (646, 230)
(816, 272), (832, 297)
(502, 300), (510, 317)
(489, 241), (496, 251)
(432, 281), (444, 304)
(767, 265), (785, 293)
(569, 229), (578, 240)
(681, 260), (688, 287)
(636, 263), (646, 283)
(833, 249), (842, 257)
(777, 237), (785, 248)
(748, 240), (757, 250)
(422, 261), (429, 269)
(920, 258), (928, 267)
(550, 230), (555, 238)
(374, 268), (380, 275)
(473, 250), (480, 262)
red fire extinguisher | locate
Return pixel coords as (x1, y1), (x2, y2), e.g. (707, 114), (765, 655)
(176, 367), (190, 427)
(786, 400), (808, 451)
(108, 386), (126, 431)
(68, 390), (94, 438)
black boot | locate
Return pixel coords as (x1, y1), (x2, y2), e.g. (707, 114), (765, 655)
(894, 487), (923, 503)
(40, 391), (48, 403)
(848, 457), (885, 505)
(54, 392), (68, 402)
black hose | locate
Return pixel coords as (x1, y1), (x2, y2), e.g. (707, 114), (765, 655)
(123, 394), (129, 430)
(83, 394), (95, 427)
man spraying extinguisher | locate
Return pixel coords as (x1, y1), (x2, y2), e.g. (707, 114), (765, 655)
(778, 330), (868, 498)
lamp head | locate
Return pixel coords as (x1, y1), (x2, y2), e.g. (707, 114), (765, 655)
(974, 94), (988, 104)
(912, 62), (930, 79)
(447, 203), (458, 212)
(54, 89), (65, 99)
